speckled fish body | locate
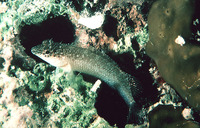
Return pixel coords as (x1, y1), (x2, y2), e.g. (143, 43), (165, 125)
(31, 39), (144, 124)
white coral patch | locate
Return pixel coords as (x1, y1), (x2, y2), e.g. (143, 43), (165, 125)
(90, 79), (101, 92)
(182, 108), (193, 120)
(78, 12), (104, 29)
(0, 2), (8, 13)
(175, 35), (185, 46)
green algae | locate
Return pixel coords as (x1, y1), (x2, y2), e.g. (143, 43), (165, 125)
(0, 0), (151, 127)
(0, 0), (73, 36)
(0, 0), (113, 127)
(8, 63), (54, 92)
(9, 62), (106, 127)
(134, 25), (149, 48)
(113, 24), (149, 58)
(46, 68), (98, 127)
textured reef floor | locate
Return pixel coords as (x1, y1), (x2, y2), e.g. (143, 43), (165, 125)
(0, 0), (200, 128)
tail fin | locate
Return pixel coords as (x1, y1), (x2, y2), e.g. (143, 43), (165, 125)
(126, 74), (147, 124)
(127, 101), (147, 125)
(115, 73), (146, 125)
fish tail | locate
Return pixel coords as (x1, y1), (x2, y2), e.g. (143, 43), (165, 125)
(125, 74), (146, 124)
(115, 73), (146, 124)
(127, 101), (146, 124)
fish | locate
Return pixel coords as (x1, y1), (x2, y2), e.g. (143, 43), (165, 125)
(31, 39), (145, 124)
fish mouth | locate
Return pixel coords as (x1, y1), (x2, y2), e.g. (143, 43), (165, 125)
(31, 45), (44, 56)
(31, 46), (38, 55)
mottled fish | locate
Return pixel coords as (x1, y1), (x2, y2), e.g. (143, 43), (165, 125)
(31, 39), (145, 124)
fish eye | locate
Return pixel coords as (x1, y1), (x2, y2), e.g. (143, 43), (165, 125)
(45, 50), (50, 54)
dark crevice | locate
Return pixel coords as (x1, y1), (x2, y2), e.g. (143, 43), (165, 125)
(0, 57), (5, 69)
(19, 15), (75, 62)
(141, 0), (157, 21)
(95, 82), (128, 128)
(190, 0), (200, 45)
(70, 0), (108, 15)
(102, 14), (119, 41)
(108, 52), (159, 106)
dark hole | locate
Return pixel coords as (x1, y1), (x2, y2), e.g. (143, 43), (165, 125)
(0, 57), (5, 69)
(165, 9), (169, 14)
(95, 82), (128, 128)
(102, 14), (119, 40)
(131, 38), (140, 50)
(127, 19), (135, 30)
(141, 0), (156, 21)
(19, 15), (75, 62)
(108, 53), (159, 106)
(193, 109), (200, 122)
(39, 76), (44, 81)
(71, 0), (84, 12)
(79, 73), (128, 127)
(70, 0), (108, 14)
(190, 0), (200, 45)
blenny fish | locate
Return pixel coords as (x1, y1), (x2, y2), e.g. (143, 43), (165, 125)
(31, 39), (145, 124)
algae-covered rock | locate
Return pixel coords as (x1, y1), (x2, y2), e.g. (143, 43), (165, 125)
(146, 0), (200, 110)
(7, 63), (110, 127)
(0, 0), (150, 127)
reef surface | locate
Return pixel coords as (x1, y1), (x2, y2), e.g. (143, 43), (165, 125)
(0, 0), (200, 127)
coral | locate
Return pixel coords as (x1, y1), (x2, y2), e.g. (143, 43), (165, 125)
(44, 68), (107, 127)
(0, 73), (33, 127)
(0, 0), (73, 37)
(4, 60), (111, 127)
(2, 106), (33, 128)
(0, 0), (114, 126)
(8, 63), (54, 92)
(76, 3), (148, 65)
(8, 60), (110, 127)
(0, 0), (152, 127)
(148, 64), (183, 107)
(146, 0), (200, 110)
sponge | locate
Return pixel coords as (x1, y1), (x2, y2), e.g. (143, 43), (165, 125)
(146, 0), (200, 110)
